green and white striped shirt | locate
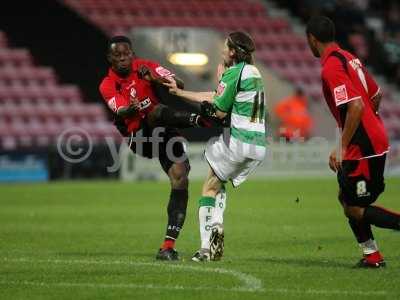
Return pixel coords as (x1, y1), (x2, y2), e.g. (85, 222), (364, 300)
(214, 62), (266, 160)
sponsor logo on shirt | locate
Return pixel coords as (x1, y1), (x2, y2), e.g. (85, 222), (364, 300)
(216, 81), (226, 97)
(334, 84), (348, 103)
(130, 87), (137, 99)
(138, 98), (151, 110)
(349, 58), (362, 71)
(155, 66), (172, 78)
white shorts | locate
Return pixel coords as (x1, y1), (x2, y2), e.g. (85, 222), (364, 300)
(204, 135), (262, 187)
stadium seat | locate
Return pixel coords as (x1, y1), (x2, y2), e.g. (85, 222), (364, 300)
(0, 49), (32, 67)
(0, 31), (115, 149)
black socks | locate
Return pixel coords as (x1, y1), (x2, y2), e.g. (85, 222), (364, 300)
(165, 189), (189, 240)
(363, 206), (400, 230)
(348, 218), (374, 243)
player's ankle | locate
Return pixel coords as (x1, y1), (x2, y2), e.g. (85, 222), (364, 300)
(359, 239), (378, 256)
(364, 251), (384, 263)
(161, 239), (175, 250)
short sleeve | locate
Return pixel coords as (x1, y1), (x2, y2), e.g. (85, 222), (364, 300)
(139, 60), (174, 79)
(322, 58), (362, 107)
(363, 67), (380, 99)
(213, 68), (239, 112)
(99, 78), (129, 113)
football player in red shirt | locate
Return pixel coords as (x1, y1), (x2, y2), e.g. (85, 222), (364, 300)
(99, 36), (205, 261)
(306, 16), (400, 268)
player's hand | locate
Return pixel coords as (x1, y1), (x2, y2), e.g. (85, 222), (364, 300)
(328, 149), (338, 172)
(129, 96), (141, 111)
(138, 65), (154, 81)
(329, 148), (345, 172)
(138, 65), (171, 85)
(163, 77), (179, 95)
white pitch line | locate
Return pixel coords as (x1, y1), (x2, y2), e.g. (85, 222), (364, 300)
(1, 257), (396, 297)
(262, 288), (389, 297)
(1, 257), (263, 292)
(0, 280), (392, 297)
(0, 280), (234, 292)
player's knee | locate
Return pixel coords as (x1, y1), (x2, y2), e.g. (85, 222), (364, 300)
(202, 188), (217, 198)
(169, 163), (189, 189)
(344, 205), (365, 221)
(146, 105), (162, 127)
(202, 178), (220, 197)
(171, 175), (188, 189)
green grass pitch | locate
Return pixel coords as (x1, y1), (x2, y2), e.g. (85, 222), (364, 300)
(1, 178), (400, 300)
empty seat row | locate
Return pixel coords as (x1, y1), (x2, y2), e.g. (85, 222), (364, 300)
(0, 49), (32, 66)
(0, 66), (56, 83)
(87, 13), (288, 33)
(0, 123), (121, 149)
(0, 30), (122, 149)
(83, 5), (266, 18)
(0, 84), (81, 102)
(0, 103), (106, 121)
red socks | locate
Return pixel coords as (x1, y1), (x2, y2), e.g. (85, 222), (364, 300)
(161, 239), (175, 250)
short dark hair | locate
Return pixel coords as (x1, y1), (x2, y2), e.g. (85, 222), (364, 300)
(227, 31), (255, 64)
(108, 35), (132, 52)
(306, 16), (335, 43)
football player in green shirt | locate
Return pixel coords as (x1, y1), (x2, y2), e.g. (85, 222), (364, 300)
(165, 31), (267, 261)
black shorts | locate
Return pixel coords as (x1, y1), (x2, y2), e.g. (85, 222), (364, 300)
(337, 154), (386, 207)
(128, 122), (190, 174)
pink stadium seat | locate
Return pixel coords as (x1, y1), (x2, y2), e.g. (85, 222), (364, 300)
(0, 66), (57, 85)
(0, 49), (33, 67)
(58, 85), (82, 102)
(1, 135), (18, 150)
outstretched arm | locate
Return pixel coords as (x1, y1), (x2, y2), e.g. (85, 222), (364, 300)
(163, 77), (215, 103)
(138, 65), (184, 89)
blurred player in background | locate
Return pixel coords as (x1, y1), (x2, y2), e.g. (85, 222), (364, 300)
(99, 36), (207, 261)
(306, 16), (400, 268)
(274, 87), (313, 141)
(165, 31), (267, 261)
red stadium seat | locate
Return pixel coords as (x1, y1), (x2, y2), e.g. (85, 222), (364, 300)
(0, 49), (33, 67)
